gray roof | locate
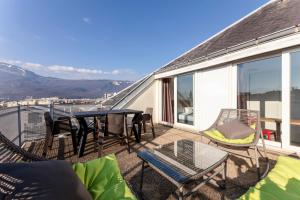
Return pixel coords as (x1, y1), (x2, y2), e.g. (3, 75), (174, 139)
(156, 0), (300, 74)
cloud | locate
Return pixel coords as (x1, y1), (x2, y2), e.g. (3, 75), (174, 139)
(82, 17), (91, 24)
(0, 59), (22, 65)
(48, 65), (103, 74)
(112, 70), (120, 75)
(0, 58), (139, 81)
(22, 62), (43, 70)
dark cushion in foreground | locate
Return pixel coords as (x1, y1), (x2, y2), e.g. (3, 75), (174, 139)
(240, 156), (300, 200)
(0, 160), (92, 200)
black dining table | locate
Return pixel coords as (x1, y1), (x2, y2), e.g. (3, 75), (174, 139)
(73, 109), (143, 157)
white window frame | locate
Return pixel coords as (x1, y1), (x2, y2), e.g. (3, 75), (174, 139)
(284, 47), (300, 152)
(174, 73), (197, 131)
(235, 54), (283, 148)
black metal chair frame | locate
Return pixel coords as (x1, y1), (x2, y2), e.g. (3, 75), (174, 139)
(43, 112), (77, 157)
(97, 114), (130, 157)
(142, 108), (155, 138)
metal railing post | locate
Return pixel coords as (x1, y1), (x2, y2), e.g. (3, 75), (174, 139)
(17, 104), (22, 146)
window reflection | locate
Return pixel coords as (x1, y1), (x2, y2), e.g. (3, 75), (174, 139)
(290, 51), (300, 146)
(177, 74), (194, 125)
(238, 56), (282, 142)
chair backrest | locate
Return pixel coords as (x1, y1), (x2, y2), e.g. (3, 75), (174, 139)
(143, 108), (153, 122)
(56, 116), (73, 133)
(145, 107), (153, 115)
(211, 109), (261, 144)
(44, 112), (72, 135)
(0, 132), (45, 163)
(107, 114), (124, 136)
(44, 112), (54, 135)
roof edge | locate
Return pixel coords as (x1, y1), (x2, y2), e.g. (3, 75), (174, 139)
(101, 72), (154, 109)
(155, 0), (276, 73)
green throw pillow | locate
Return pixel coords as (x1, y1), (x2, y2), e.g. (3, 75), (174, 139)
(72, 154), (136, 200)
(204, 129), (255, 144)
(240, 156), (300, 200)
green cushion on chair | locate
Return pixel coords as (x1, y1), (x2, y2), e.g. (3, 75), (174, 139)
(240, 156), (300, 200)
(72, 154), (136, 200)
(204, 129), (255, 144)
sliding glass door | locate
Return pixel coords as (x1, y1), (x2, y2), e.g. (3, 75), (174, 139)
(238, 56), (282, 143)
(290, 51), (300, 146)
(177, 74), (194, 125)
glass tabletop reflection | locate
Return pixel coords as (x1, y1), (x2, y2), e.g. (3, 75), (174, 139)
(150, 139), (228, 177)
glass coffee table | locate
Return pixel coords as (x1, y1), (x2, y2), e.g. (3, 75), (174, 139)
(137, 139), (228, 199)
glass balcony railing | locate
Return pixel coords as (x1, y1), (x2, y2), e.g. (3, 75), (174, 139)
(0, 103), (101, 146)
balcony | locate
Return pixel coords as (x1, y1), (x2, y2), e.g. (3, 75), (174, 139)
(0, 105), (296, 199)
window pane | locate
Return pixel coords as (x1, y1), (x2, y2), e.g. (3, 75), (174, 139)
(177, 74), (194, 125)
(290, 51), (300, 146)
(238, 56), (282, 142)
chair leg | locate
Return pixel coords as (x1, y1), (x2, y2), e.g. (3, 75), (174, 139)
(124, 116), (131, 153)
(150, 117), (155, 138)
(42, 132), (52, 157)
(254, 146), (260, 180)
(260, 136), (270, 178)
(48, 135), (54, 149)
(143, 121), (146, 133)
(97, 135), (104, 158)
(71, 130), (77, 155)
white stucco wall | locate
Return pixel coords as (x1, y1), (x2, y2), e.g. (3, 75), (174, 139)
(123, 80), (158, 123)
(194, 65), (235, 131)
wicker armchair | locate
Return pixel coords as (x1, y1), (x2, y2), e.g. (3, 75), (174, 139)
(200, 109), (270, 180)
(0, 132), (45, 163)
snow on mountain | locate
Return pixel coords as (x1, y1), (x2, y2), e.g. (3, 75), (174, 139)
(0, 62), (133, 100)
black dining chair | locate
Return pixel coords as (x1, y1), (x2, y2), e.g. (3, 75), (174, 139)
(97, 113), (130, 157)
(43, 112), (78, 157)
(142, 107), (155, 138)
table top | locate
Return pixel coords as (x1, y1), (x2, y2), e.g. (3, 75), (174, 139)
(137, 139), (228, 183)
(73, 109), (143, 118)
(260, 117), (300, 126)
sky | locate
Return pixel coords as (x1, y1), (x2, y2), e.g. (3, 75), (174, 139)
(0, 0), (268, 81)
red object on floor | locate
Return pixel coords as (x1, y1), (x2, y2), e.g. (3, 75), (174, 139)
(262, 129), (273, 140)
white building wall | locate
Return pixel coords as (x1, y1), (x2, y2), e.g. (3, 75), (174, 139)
(123, 80), (158, 123)
(195, 65), (234, 131)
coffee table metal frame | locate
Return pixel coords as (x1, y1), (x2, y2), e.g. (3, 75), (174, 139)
(138, 140), (228, 200)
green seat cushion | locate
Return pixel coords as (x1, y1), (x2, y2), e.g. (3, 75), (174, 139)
(72, 154), (136, 200)
(240, 156), (300, 200)
(204, 129), (255, 144)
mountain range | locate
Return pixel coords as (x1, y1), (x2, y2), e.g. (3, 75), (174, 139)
(0, 62), (132, 100)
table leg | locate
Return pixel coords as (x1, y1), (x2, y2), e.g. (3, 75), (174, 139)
(93, 116), (97, 152)
(179, 186), (184, 200)
(78, 117), (88, 157)
(124, 114), (131, 153)
(221, 161), (227, 189)
(77, 122), (83, 147)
